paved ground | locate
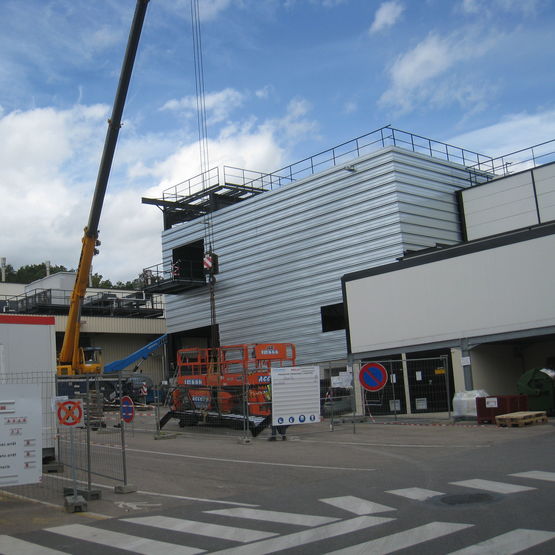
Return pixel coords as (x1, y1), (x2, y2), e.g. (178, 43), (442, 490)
(2, 414), (552, 538)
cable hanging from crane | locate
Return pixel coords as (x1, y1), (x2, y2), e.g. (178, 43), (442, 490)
(190, 0), (217, 347)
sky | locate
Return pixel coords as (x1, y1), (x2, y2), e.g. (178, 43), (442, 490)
(1, 0), (554, 284)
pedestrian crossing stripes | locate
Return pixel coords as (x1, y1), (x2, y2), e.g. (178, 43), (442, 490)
(449, 479), (536, 494)
(0, 536), (65, 555)
(510, 470), (555, 482)
(209, 516), (393, 555)
(124, 515), (277, 542)
(205, 507), (338, 526)
(324, 521), (473, 555)
(44, 524), (203, 555)
(320, 495), (396, 515)
(386, 486), (444, 501)
(447, 529), (555, 555)
(2, 469), (555, 555)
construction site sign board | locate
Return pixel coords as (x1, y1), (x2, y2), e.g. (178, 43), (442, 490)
(271, 366), (321, 426)
(0, 384), (42, 486)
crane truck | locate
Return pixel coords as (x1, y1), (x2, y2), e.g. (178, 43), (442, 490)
(56, 1), (153, 395)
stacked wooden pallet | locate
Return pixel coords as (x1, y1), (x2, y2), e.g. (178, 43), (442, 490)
(495, 411), (548, 427)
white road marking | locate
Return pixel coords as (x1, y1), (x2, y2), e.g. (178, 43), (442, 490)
(123, 446), (376, 472)
(450, 479), (535, 494)
(510, 470), (555, 483)
(0, 535), (66, 554)
(208, 515), (393, 555)
(386, 487), (444, 500)
(447, 528), (555, 554)
(124, 515), (277, 542)
(324, 521), (473, 554)
(206, 507), (338, 526)
(320, 495), (396, 515)
(45, 524), (204, 555)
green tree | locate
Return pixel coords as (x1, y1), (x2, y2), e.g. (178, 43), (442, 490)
(7, 263), (68, 284)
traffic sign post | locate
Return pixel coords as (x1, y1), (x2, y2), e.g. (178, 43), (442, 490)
(116, 395), (137, 494)
(359, 362), (388, 392)
(120, 395), (135, 424)
(56, 399), (87, 512)
(56, 400), (83, 427)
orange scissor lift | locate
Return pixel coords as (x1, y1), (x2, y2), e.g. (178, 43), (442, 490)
(160, 343), (296, 436)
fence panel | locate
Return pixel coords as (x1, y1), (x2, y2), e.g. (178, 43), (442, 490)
(0, 372), (129, 509)
(361, 356), (451, 419)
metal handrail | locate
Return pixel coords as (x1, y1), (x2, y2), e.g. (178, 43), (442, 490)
(466, 138), (555, 183)
(239, 125), (492, 190)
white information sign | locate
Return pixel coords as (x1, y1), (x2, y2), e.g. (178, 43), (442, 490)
(270, 366), (321, 426)
(331, 371), (353, 388)
(0, 384), (42, 486)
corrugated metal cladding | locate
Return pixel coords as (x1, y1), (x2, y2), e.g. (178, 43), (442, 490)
(163, 146), (473, 365)
(54, 316), (166, 335)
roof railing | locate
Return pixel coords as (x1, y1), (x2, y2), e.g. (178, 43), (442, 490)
(158, 126), (554, 198)
(238, 125), (493, 190)
(467, 138), (555, 184)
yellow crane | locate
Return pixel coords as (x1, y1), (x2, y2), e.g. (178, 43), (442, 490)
(57, 0), (150, 376)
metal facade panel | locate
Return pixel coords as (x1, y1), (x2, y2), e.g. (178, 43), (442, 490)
(163, 147), (472, 364)
(345, 233), (555, 354)
(462, 172), (538, 240)
(54, 315), (166, 335)
(535, 163), (555, 222)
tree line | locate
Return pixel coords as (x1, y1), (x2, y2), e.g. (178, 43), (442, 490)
(2, 263), (139, 290)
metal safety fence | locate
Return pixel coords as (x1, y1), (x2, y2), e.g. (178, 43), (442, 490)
(360, 356), (452, 420)
(0, 372), (129, 510)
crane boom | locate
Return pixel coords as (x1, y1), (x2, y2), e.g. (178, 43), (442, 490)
(57, 0), (150, 376)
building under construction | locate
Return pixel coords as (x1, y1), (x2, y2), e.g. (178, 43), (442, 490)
(143, 125), (555, 413)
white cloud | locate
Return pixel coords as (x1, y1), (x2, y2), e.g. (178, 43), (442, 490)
(460, 0), (541, 17)
(379, 30), (496, 113)
(0, 97), (318, 282)
(0, 104), (109, 274)
(369, 1), (404, 34)
(161, 88), (246, 124)
(448, 109), (555, 158)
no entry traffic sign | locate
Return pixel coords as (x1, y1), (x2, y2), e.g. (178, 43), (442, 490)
(57, 400), (83, 427)
(120, 395), (135, 423)
(359, 362), (388, 392)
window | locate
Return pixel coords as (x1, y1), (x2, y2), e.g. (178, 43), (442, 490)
(320, 303), (345, 332)
(172, 240), (204, 281)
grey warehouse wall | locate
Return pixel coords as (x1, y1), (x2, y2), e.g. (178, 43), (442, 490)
(162, 146), (473, 365)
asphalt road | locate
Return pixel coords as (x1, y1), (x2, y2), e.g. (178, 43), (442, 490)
(2, 417), (555, 553)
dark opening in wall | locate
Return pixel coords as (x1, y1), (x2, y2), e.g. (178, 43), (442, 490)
(172, 239), (205, 281)
(321, 303), (345, 332)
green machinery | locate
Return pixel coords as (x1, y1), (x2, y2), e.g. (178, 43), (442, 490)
(517, 368), (555, 414)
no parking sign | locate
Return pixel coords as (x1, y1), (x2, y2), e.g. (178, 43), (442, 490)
(120, 395), (135, 424)
(359, 362), (388, 392)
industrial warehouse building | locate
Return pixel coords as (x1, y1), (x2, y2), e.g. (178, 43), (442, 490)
(0, 272), (167, 383)
(143, 125), (555, 415)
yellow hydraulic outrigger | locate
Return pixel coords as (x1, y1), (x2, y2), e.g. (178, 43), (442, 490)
(57, 0), (150, 376)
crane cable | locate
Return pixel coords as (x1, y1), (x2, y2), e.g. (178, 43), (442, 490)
(190, 0), (217, 346)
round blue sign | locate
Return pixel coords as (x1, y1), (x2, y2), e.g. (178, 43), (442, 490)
(299, 415), (306, 423)
(288, 416), (295, 423)
(359, 362), (388, 392)
(277, 417), (284, 424)
(120, 395), (135, 423)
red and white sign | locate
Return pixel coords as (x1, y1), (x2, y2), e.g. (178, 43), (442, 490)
(56, 400), (83, 427)
(359, 362), (388, 392)
(120, 395), (135, 423)
(140, 383), (148, 397)
(203, 253), (213, 270)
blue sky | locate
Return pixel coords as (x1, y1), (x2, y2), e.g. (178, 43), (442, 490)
(1, 0), (554, 282)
